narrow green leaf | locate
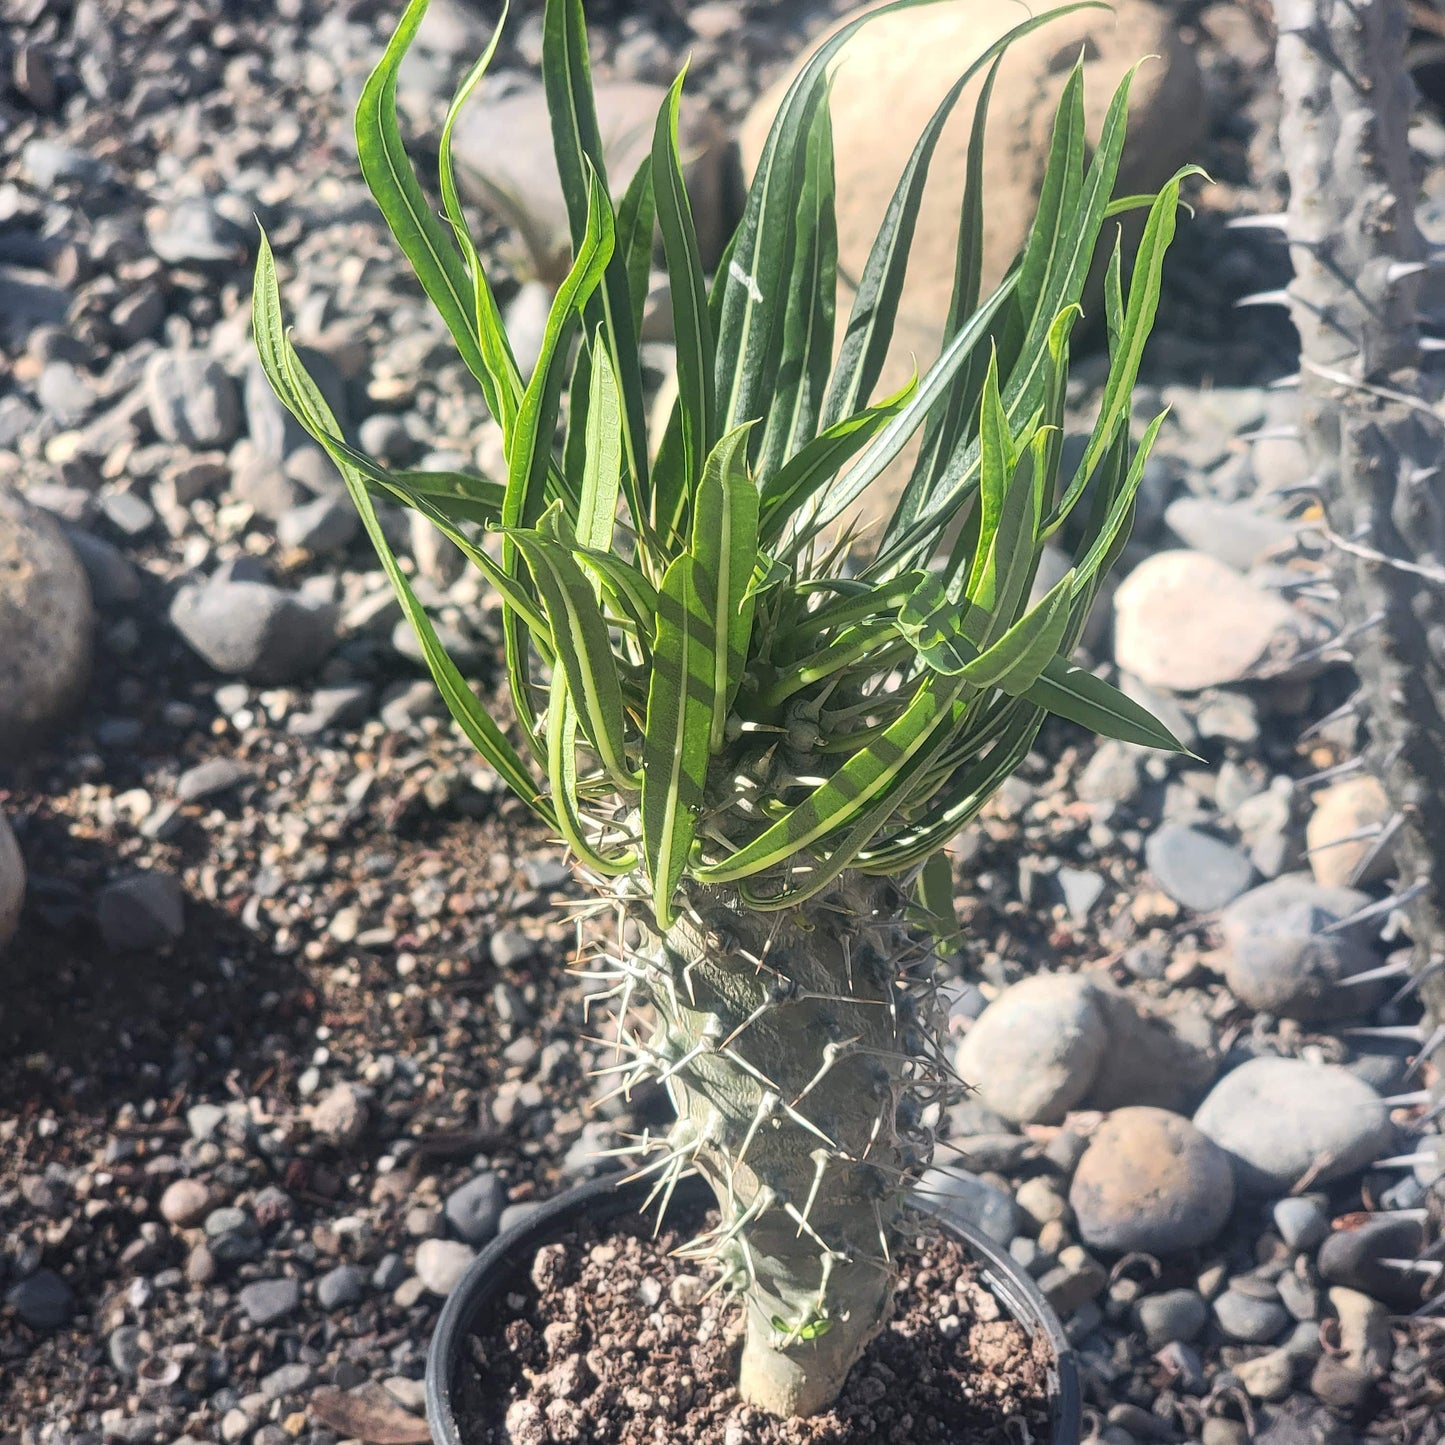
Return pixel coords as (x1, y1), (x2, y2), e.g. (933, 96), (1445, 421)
(542, 0), (651, 517)
(253, 233), (552, 821)
(758, 377), (916, 546)
(1024, 656), (1190, 752)
(547, 672), (637, 874)
(821, 69), (974, 429)
(436, 0), (522, 431)
(509, 529), (638, 790)
(499, 167), (615, 747)
(799, 273), (1015, 544)
(576, 340), (624, 559)
(689, 425), (760, 750)
(571, 546), (660, 640)
(959, 571), (1073, 693)
(1048, 165), (1205, 532)
(756, 88), (837, 478)
(356, 0), (491, 391)
(653, 68), (716, 508)
(615, 154), (656, 343)
(916, 851), (962, 948)
(642, 554), (714, 928)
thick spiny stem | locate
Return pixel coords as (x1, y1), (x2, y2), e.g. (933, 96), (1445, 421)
(1274, 0), (1445, 1081)
(615, 870), (940, 1417)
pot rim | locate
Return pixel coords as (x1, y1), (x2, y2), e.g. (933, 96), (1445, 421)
(425, 1170), (1081, 1445)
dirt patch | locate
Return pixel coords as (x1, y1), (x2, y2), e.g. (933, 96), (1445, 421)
(454, 1201), (1056, 1445)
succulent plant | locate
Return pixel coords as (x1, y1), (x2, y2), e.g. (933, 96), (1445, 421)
(254, 0), (1194, 1417)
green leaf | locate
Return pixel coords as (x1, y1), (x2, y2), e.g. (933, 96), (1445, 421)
(798, 273), (1016, 544)
(385, 466), (506, 526)
(615, 154), (656, 343)
(253, 232), (552, 823)
(653, 68), (717, 512)
(436, 0), (522, 433)
(821, 68), (974, 430)
(575, 340), (624, 560)
(714, 1), (1108, 464)
(960, 571), (1073, 693)
(547, 672), (637, 874)
(499, 167), (615, 742)
(509, 529), (638, 791)
(916, 850), (962, 948)
(642, 554), (714, 928)
(689, 425), (760, 751)
(755, 87), (837, 478)
(1048, 165), (1205, 532)
(571, 546), (660, 641)
(356, 0), (492, 393)
(1023, 656), (1190, 752)
(542, 0), (651, 521)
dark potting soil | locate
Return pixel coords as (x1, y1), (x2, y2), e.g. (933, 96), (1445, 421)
(454, 1202), (1054, 1445)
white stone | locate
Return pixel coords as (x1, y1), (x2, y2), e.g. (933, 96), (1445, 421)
(1114, 550), (1304, 692)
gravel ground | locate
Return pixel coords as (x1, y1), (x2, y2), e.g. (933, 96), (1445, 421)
(2, 2), (1444, 1444)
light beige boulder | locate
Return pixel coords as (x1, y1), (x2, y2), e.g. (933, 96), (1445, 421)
(1113, 550), (1309, 692)
(450, 81), (738, 276)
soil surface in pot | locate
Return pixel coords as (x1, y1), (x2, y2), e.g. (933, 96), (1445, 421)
(453, 1202), (1053, 1444)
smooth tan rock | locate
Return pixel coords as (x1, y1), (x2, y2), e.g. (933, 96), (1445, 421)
(1306, 776), (1393, 888)
(1113, 550), (1304, 692)
(738, 2), (1203, 526)
(0, 489), (94, 756)
(1070, 1107), (1234, 1254)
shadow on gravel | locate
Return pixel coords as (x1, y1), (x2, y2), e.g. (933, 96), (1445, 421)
(0, 804), (315, 1116)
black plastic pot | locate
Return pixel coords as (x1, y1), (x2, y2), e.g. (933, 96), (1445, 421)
(426, 1170), (1081, 1444)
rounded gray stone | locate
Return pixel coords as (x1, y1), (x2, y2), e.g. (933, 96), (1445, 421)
(1134, 1288), (1208, 1346)
(1213, 1288), (1289, 1343)
(316, 1264), (366, 1312)
(1273, 1196), (1330, 1252)
(237, 1277), (300, 1326)
(1145, 824), (1255, 913)
(1070, 1107), (1235, 1254)
(1193, 1058), (1393, 1194)
(0, 490), (94, 755)
(1219, 875), (1384, 1021)
(170, 579), (338, 685)
(444, 1171), (505, 1247)
(954, 974), (1107, 1125)
(7, 1270), (74, 1329)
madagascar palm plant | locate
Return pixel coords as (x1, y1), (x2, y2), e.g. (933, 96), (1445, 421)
(254, 0), (1195, 1419)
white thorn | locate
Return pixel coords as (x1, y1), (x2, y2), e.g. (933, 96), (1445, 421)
(1235, 288), (1292, 309)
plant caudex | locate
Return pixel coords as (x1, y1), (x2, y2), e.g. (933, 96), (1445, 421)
(254, 0), (1197, 1419)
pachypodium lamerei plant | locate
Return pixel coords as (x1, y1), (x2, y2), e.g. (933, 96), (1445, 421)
(255, 0), (1196, 1418)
